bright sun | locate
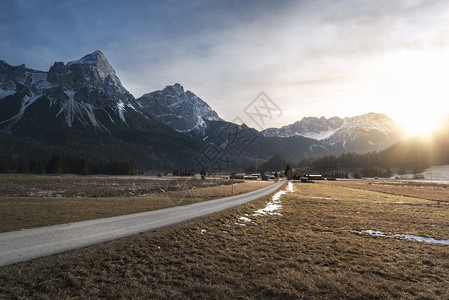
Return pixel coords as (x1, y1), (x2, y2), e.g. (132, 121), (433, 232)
(397, 114), (439, 137)
(379, 49), (449, 138)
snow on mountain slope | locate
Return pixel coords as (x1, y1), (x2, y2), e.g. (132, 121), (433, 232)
(263, 113), (404, 153)
(324, 113), (404, 152)
(262, 116), (343, 139)
(136, 83), (222, 135)
(0, 51), (139, 132)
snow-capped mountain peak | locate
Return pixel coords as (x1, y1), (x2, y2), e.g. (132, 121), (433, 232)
(262, 112), (404, 153)
(323, 113), (404, 152)
(262, 116), (344, 139)
(136, 83), (222, 135)
(67, 50), (104, 66)
(0, 51), (137, 133)
(48, 50), (130, 97)
(66, 50), (118, 81)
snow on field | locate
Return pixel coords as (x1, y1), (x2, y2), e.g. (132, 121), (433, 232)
(115, 176), (171, 180)
(237, 181), (294, 225)
(361, 230), (387, 237)
(394, 234), (449, 245)
(423, 165), (449, 180)
(239, 216), (253, 222)
(254, 181), (294, 216)
(353, 230), (449, 245)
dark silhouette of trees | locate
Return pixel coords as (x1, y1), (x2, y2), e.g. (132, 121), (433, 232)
(285, 163), (293, 179)
(260, 154), (288, 171)
(0, 154), (136, 175)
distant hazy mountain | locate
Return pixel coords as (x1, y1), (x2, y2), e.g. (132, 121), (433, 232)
(136, 83), (222, 136)
(307, 113), (449, 173)
(324, 113), (404, 153)
(263, 116), (344, 140)
(262, 113), (404, 153)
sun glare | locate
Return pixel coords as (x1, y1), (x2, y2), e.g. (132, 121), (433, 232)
(399, 115), (439, 137)
(373, 49), (449, 138)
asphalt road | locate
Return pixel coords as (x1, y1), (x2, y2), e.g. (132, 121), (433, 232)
(0, 181), (284, 267)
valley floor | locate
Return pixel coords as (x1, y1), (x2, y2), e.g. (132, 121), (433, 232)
(0, 174), (271, 232)
(1, 180), (448, 299)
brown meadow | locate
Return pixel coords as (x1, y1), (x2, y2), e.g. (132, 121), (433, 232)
(0, 180), (448, 299)
(0, 174), (270, 232)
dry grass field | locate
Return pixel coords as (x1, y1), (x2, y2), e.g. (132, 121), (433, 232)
(325, 179), (449, 203)
(1, 180), (448, 299)
(0, 174), (271, 232)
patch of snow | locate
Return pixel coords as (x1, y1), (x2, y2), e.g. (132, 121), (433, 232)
(27, 71), (53, 91)
(286, 181), (295, 192)
(64, 90), (76, 127)
(117, 101), (126, 123)
(82, 105), (104, 129)
(254, 205), (283, 216)
(423, 165), (449, 180)
(126, 102), (137, 111)
(0, 93), (41, 131)
(353, 229), (449, 245)
(239, 216), (253, 222)
(67, 54), (99, 67)
(254, 181), (294, 216)
(361, 230), (387, 237)
(177, 116), (207, 133)
(155, 113), (178, 118)
(102, 109), (116, 124)
(235, 181), (294, 225)
(0, 88), (16, 99)
(394, 234), (449, 245)
(302, 129), (339, 140)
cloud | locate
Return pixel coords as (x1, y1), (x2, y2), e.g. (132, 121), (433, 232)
(2, 0), (449, 128)
(282, 76), (350, 86)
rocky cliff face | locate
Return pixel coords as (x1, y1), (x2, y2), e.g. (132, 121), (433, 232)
(136, 83), (222, 136)
(0, 51), (141, 133)
(47, 51), (131, 100)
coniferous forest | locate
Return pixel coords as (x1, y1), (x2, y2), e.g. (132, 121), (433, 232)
(0, 154), (136, 175)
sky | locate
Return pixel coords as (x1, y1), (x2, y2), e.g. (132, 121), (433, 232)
(1, 0), (449, 135)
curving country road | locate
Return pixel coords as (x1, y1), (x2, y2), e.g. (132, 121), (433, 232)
(0, 181), (284, 267)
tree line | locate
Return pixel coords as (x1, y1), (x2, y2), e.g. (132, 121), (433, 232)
(0, 154), (136, 175)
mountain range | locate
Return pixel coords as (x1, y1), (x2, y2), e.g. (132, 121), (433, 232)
(0, 50), (407, 171)
(0, 51), (199, 170)
(262, 113), (404, 153)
